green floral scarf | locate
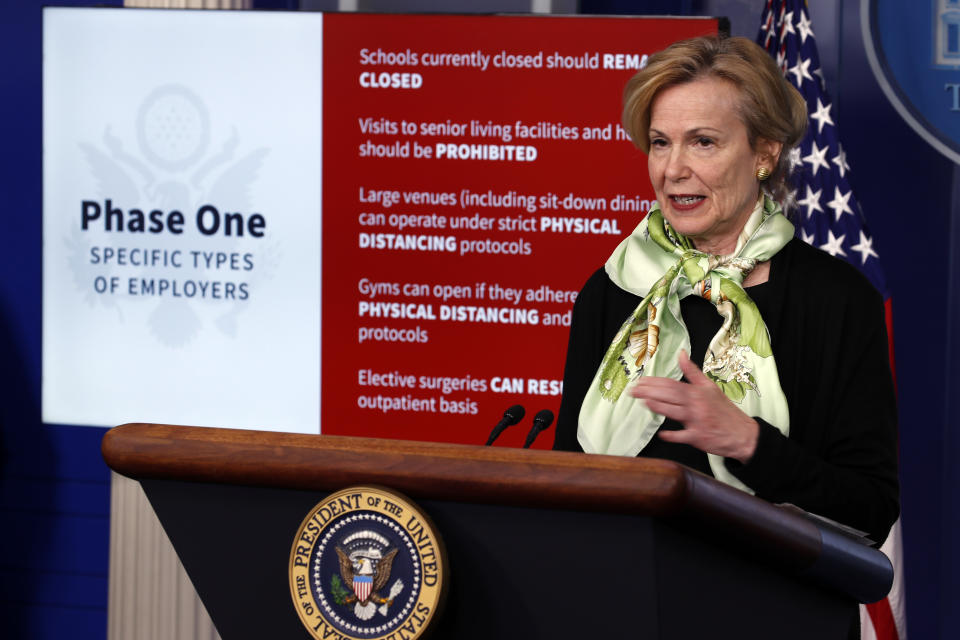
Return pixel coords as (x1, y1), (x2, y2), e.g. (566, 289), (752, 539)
(578, 196), (792, 493)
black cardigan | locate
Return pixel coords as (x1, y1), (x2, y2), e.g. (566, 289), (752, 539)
(553, 238), (900, 545)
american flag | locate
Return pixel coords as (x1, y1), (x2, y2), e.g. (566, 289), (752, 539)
(757, 2), (905, 639)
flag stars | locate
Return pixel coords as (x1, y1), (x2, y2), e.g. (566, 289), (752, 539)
(812, 66), (826, 90)
(789, 56), (814, 86)
(850, 230), (879, 264)
(803, 141), (830, 175)
(820, 230), (847, 257)
(797, 185), (824, 219)
(783, 187), (799, 212)
(780, 11), (796, 37)
(832, 145), (850, 178)
(787, 146), (803, 172)
(827, 186), (854, 221)
(810, 98), (834, 134)
(762, 2), (885, 291)
(796, 10), (816, 43)
(763, 13), (776, 47)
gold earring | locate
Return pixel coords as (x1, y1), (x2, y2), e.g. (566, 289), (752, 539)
(756, 167), (771, 181)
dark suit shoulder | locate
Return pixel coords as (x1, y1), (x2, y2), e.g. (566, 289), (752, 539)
(778, 238), (883, 305)
(574, 266), (613, 305)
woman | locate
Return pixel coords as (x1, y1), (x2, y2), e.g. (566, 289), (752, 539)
(553, 35), (899, 547)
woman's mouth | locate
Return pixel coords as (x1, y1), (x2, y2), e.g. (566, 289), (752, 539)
(669, 195), (706, 209)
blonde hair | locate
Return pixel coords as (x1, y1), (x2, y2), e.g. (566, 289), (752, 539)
(622, 35), (808, 202)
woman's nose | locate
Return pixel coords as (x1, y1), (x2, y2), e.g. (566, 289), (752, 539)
(663, 148), (690, 181)
(663, 145), (690, 181)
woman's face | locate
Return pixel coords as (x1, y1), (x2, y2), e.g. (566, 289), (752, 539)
(647, 76), (779, 255)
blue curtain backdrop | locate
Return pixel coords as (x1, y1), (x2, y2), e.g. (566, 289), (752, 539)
(1, 1), (955, 638)
(0, 1), (120, 637)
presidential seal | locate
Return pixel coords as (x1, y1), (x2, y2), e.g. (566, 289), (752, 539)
(289, 486), (447, 640)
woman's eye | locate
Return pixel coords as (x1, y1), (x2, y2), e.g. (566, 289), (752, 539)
(696, 137), (715, 147)
(650, 137), (667, 148)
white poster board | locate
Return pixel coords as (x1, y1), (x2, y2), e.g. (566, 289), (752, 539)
(43, 9), (323, 432)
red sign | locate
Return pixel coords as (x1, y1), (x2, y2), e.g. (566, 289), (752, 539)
(322, 14), (719, 447)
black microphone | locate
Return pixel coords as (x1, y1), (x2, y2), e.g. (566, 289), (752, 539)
(522, 409), (555, 449)
(485, 405), (525, 445)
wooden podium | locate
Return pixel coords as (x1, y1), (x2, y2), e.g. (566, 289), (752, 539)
(102, 423), (892, 639)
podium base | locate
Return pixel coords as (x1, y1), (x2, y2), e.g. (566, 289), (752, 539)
(142, 478), (855, 639)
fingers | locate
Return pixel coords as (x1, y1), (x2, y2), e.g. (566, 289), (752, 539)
(642, 397), (689, 423)
(628, 376), (684, 395)
(629, 377), (691, 422)
(656, 427), (692, 444)
(656, 402), (759, 461)
(628, 351), (714, 425)
(677, 349), (712, 386)
(628, 377), (687, 406)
